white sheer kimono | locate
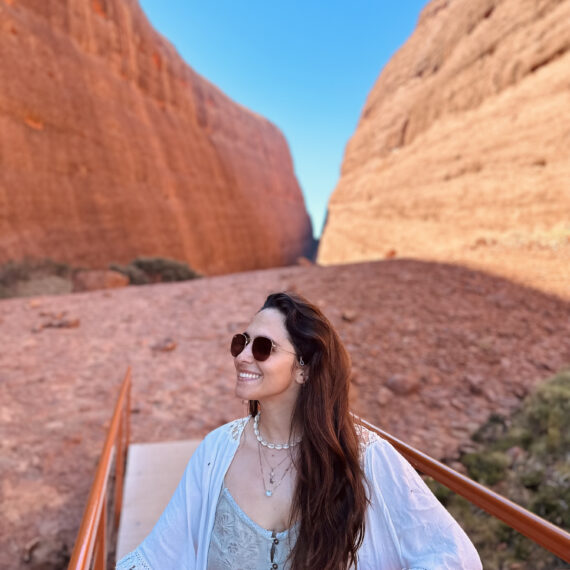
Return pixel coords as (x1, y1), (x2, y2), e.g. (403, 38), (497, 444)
(117, 417), (482, 569)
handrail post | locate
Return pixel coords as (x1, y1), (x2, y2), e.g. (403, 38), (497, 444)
(68, 368), (132, 569)
(114, 395), (127, 529)
(93, 501), (107, 570)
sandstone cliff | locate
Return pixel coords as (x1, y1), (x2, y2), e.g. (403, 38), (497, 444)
(318, 0), (570, 299)
(0, 0), (313, 275)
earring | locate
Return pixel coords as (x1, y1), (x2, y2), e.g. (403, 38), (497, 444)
(299, 356), (305, 366)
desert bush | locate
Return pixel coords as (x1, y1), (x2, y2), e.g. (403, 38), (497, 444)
(425, 369), (570, 570)
(0, 258), (71, 285)
(132, 257), (201, 281)
(110, 257), (201, 285)
(462, 450), (510, 485)
(109, 262), (150, 285)
(0, 258), (73, 298)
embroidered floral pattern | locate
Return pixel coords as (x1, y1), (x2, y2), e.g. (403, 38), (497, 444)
(206, 487), (295, 569)
(354, 421), (381, 459)
(115, 549), (151, 569)
(229, 416), (249, 441)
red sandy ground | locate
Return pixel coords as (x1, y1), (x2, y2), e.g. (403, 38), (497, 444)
(1, 259), (569, 568)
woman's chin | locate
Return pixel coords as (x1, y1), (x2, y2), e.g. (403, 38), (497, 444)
(235, 381), (261, 400)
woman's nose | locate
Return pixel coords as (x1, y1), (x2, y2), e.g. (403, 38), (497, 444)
(236, 342), (254, 362)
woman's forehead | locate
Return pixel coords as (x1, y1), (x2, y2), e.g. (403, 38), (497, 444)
(247, 308), (288, 339)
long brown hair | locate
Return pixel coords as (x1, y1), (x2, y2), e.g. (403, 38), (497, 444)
(249, 292), (368, 569)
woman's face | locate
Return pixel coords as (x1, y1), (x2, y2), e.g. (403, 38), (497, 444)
(233, 308), (304, 406)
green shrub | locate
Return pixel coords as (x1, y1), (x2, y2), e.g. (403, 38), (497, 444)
(518, 464), (544, 489)
(523, 375), (570, 454)
(462, 451), (510, 485)
(109, 263), (149, 285)
(428, 369), (570, 570)
(0, 258), (73, 298)
(110, 257), (201, 285)
(0, 258), (71, 286)
(132, 257), (201, 282)
(530, 462), (570, 527)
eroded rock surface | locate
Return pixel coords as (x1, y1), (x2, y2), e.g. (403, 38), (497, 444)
(319, 0), (570, 299)
(1, 260), (569, 567)
(0, 0), (313, 274)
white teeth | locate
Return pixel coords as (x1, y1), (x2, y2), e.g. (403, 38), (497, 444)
(239, 372), (261, 379)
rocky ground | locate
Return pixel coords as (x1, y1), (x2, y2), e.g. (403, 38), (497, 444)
(1, 259), (569, 569)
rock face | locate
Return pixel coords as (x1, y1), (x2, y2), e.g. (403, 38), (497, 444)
(318, 0), (570, 299)
(0, 0), (313, 275)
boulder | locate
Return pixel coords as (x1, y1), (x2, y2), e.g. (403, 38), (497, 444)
(72, 269), (129, 292)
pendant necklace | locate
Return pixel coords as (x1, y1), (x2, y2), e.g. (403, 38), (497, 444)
(260, 444), (291, 484)
(257, 442), (293, 497)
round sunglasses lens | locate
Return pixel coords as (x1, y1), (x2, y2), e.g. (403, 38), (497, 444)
(230, 334), (246, 357)
(252, 336), (273, 361)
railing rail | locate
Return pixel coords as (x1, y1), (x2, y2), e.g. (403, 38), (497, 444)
(68, 368), (131, 570)
(358, 417), (570, 563)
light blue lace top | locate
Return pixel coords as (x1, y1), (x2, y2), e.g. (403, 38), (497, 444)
(206, 485), (298, 570)
(116, 419), (482, 569)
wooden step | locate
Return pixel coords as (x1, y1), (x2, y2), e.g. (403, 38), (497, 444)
(116, 439), (201, 560)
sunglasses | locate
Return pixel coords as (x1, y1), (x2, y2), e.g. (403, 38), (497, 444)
(230, 332), (298, 362)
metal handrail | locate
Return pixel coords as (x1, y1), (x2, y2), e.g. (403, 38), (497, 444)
(358, 417), (570, 563)
(68, 371), (569, 565)
(68, 368), (131, 570)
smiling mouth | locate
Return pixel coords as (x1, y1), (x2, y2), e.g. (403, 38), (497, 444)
(238, 372), (262, 381)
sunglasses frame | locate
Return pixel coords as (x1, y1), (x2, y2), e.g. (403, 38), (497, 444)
(230, 332), (299, 362)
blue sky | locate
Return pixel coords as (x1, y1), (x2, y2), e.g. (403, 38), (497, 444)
(139, 1), (430, 238)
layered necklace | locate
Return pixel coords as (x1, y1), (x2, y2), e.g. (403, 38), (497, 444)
(254, 412), (301, 497)
(257, 443), (293, 497)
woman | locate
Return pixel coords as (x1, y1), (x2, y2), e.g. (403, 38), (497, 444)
(117, 292), (482, 569)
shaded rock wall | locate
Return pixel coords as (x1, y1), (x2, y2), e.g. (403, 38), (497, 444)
(0, 0), (313, 274)
(318, 0), (570, 298)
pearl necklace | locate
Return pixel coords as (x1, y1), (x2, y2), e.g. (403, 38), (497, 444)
(253, 412), (302, 450)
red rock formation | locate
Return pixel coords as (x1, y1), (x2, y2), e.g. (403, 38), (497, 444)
(0, 0), (313, 275)
(318, 0), (570, 299)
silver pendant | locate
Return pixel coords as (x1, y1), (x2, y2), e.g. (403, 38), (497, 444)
(265, 489), (273, 497)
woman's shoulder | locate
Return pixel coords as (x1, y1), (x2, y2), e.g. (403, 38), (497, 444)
(184, 416), (249, 471)
(353, 420), (383, 456)
(353, 421), (411, 473)
(202, 416), (250, 446)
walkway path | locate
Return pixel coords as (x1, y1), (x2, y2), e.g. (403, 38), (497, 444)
(116, 440), (200, 559)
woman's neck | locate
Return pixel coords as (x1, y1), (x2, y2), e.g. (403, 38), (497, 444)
(256, 401), (300, 445)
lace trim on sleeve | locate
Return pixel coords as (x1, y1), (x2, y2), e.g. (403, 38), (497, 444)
(115, 549), (151, 569)
(353, 420), (381, 458)
(229, 416), (249, 441)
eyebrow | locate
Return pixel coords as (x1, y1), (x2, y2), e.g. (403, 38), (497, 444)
(244, 331), (286, 346)
(244, 331), (271, 340)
